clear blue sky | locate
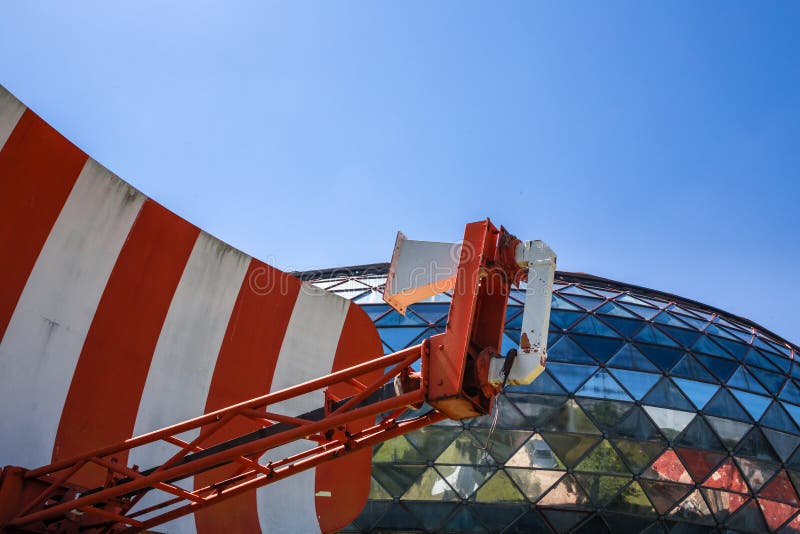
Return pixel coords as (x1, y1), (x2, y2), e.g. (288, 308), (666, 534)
(1, 2), (798, 343)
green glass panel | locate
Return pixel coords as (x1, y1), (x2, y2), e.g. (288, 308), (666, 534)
(575, 440), (629, 475)
(436, 431), (491, 465)
(703, 415), (752, 451)
(643, 406), (695, 440)
(402, 467), (460, 501)
(473, 470), (526, 503)
(639, 479), (693, 515)
(469, 429), (532, 464)
(577, 398), (632, 432)
(541, 399), (601, 434)
(373, 435), (428, 464)
(538, 474), (592, 508)
(667, 489), (714, 524)
(541, 432), (602, 468)
(405, 426), (461, 460)
(505, 433), (566, 470)
(613, 438), (667, 474)
(641, 377), (694, 411)
(505, 468), (563, 501)
(369, 476), (393, 500)
(371, 464), (427, 497)
(607, 343), (659, 372)
(434, 465), (494, 499)
(606, 481), (656, 516)
(574, 474), (630, 506)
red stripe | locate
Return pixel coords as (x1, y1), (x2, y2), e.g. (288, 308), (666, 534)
(0, 110), (87, 339)
(53, 201), (199, 486)
(194, 261), (302, 534)
(315, 303), (384, 534)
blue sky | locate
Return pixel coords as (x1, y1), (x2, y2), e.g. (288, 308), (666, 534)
(1, 2), (798, 342)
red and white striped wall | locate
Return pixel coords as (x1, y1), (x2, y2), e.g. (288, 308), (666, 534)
(0, 84), (383, 533)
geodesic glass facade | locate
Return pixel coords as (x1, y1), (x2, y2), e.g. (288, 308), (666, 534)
(301, 265), (800, 533)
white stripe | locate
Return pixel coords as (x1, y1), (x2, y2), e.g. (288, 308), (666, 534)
(0, 160), (145, 468)
(257, 285), (349, 534)
(0, 85), (26, 152)
(128, 232), (250, 534)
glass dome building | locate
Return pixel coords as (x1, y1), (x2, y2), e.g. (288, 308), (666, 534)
(298, 264), (800, 533)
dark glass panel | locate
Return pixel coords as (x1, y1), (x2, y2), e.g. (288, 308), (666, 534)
(404, 426), (462, 460)
(667, 489), (714, 525)
(736, 428), (781, 463)
(615, 406), (664, 441)
(608, 369), (660, 400)
(505, 309), (523, 330)
(549, 309), (584, 330)
(673, 378), (718, 410)
(781, 381), (800, 405)
(504, 393), (564, 429)
(439, 505), (487, 533)
(755, 369), (788, 395)
(726, 499), (768, 532)
(541, 509), (591, 531)
(713, 337), (750, 360)
(607, 343), (659, 372)
(613, 438), (667, 474)
(691, 335), (733, 359)
(470, 503), (527, 532)
(703, 415), (752, 451)
(538, 474), (593, 508)
(783, 402), (800, 431)
(760, 470), (800, 505)
(635, 325), (680, 348)
(505, 508), (552, 534)
(674, 313), (711, 331)
(506, 434), (566, 470)
(674, 416), (726, 453)
(674, 447), (727, 482)
(655, 325), (701, 349)
(600, 315), (645, 338)
(577, 398), (632, 432)
(541, 433), (602, 468)
(671, 354), (716, 382)
(369, 477), (393, 500)
(727, 366), (768, 395)
(761, 401), (800, 434)
(702, 488), (748, 522)
(606, 481), (656, 516)
(371, 464), (427, 497)
(745, 347), (781, 372)
(546, 335), (594, 364)
(736, 457), (780, 492)
(574, 473), (629, 506)
(403, 501), (457, 532)
(639, 480), (694, 514)
(505, 468), (563, 501)
(643, 406), (695, 440)
(695, 354), (738, 381)
(575, 440), (629, 475)
(571, 315), (620, 337)
(703, 388), (752, 422)
(642, 378), (695, 411)
(469, 429), (532, 465)
(730, 389), (772, 421)
(637, 344), (683, 371)
(352, 500), (392, 530)
(473, 470), (526, 503)
(546, 362), (596, 392)
(603, 513), (658, 534)
(573, 514), (612, 534)
(562, 295), (605, 312)
(576, 370), (632, 401)
(571, 335), (625, 363)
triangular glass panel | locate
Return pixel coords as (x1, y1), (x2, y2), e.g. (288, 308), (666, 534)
(538, 474), (592, 508)
(469, 429), (532, 465)
(547, 335), (595, 364)
(621, 303), (662, 321)
(745, 347), (779, 372)
(704, 415), (752, 451)
(353, 289), (387, 304)
(542, 509), (591, 531)
(505, 308), (524, 330)
(704, 388), (752, 422)
(608, 369), (661, 400)
(754, 369), (787, 395)
(549, 309), (584, 330)
(637, 296), (669, 309)
(761, 401), (800, 434)
(730, 389), (772, 421)
(546, 362), (596, 393)
(639, 479), (694, 515)
(577, 398), (632, 432)
(509, 508), (551, 533)
(438, 505), (484, 533)
(574, 474), (630, 506)
(607, 343), (659, 372)
(506, 468), (563, 502)
(354, 500), (393, 530)
(674, 416), (727, 452)
(616, 293), (656, 307)
(375, 310), (427, 326)
(674, 447), (727, 484)
(575, 440), (629, 474)
(691, 335), (733, 359)
(757, 498), (798, 531)
(361, 304), (391, 320)
(635, 325), (680, 348)
(642, 449), (693, 484)
(508, 369), (566, 395)
(541, 432), (602, 468)
(785, 402), (800, 432)
(402, 467), (460, 501)
(613, 438), (667, 474)
(470, 503), (527, 532)
(671, 354), (716, 382)
(600, 315), (644, 338)
(654, 311), (693, 329)
(736, 427), (781, 463)
(368, 476), (393, 500)
(552, 293), (582, 311)
(571, 335), (625, 362)
(726, 498), (769, 532)
(642, 378), (695, 411)
(473, 470), (526, 503)
(781, 380), (800, 405)
(434, 465), (493, 499)
(727, 366), (768, 395)
(403, 502), (457, 532)
(672, 378), (718, 410)
(606, 480), (657, 516)
(736, 458), (779, 494)
(692, 355), (736, 383)
(643, 406), (695, 440)
(638, 344), (683, 371)
(655, 325), (701, 349)
(436, 431), (491, 465)
(404, 426), (461, 460)
(371, 464), (427, 497)
(674, 313), (711, 331)
(761, 470), (800, 505)
(703, 458), (749, 493)
(587, 287), (621, 299)
(374, 435), (429, 464)
(702, 488), (749, 522)
(562, 285), (605, 298)
(505, 433), (566, 469)
(502, 393), (562, 429)
(541, 399), (603, 434)
(379, 326), (427, 351)
(705, 323), (738, 341)
(561, 294), (605, 312)
(576, 370), (632, 401)
(404, 302), (450, 324)
(614, 406), (663, 441)
(712, 337), (750, 360)
(572, 514), (611, 534)
(597, 301), (637, 318)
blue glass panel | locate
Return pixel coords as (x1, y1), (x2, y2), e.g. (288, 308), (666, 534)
(654, 325), (700, 348)
(781, 381), (800, 405)
(672, 378), (719, 410)
(376, 310), (427, 326)
(608, 369), (660, 400)
(549, 310), (584, 330)
(615, 294), (654, 307)
(711, 337), (749, 360)
(508, 369), (566, 395)
(691, 336), (733, 359)
(407, 303), (450, 323)
(380, 327), (427, 351)
(361, 304), (391, 321)
(753, 370), (786, 395)
(637, 344), (683, 371)
(501, 332), (520, 354)
(744, 348), (780, 372)
(505, 309), (523, 330)
(547, 336), (595, 364)
(653, 312), (692, 329)
(635, 325), (679, 348)
(705, 324), (738, 341)
(561, 285), (604, 298)
(726, 367), (768, 395)
(547, 363), (597, 392)
(671, 354), (715, 382)
(695, 354), (738, 381)
(607, 344), (659, 372)
(754, 336), (782, 356)
(596, 301), (637, 318)
(571, 315), (620, 338)
(765, 352), (791, 373)
(588, 288), (621, 299)
(575, 370), (632, 401)
(552, 294), (582, 311)
(641, 378), (694, 411)
(562, 295), (605, 311)
(674, 313), (709, 331)
(599, 316), (644, 338)
(704, 389), (751, 422)
(781, 402), (800, 429)
(619, 303), (660, 320)
(571, 335), (625, 363)
(760, 401), (800, 433)
(729, 390), (771, 421)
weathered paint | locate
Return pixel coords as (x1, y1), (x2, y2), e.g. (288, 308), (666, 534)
(0, 84), (383, 533)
